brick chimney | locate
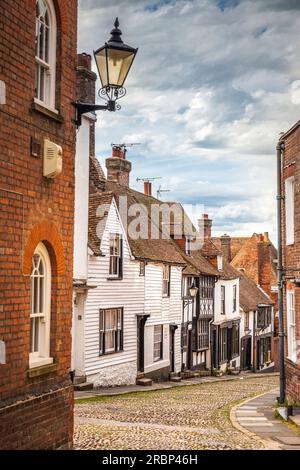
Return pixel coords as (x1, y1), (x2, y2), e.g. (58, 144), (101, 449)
(144, 181), (152, 196)
(106, 146), (132, 186)
(221, 234), (231, 262)
(257, 232), (272, 296)
(76, 53), (97, 157)
(199, 214), (212, 239)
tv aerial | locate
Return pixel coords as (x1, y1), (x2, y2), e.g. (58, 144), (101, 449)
(157, 185), (170, 199)
(111, 142), (141, 157)
(136, 177), (162, 183)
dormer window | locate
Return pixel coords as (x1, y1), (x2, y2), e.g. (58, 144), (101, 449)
(35, 0), (57, 109)
(217, 255), (223, 271)
(185, 236), (192, 256)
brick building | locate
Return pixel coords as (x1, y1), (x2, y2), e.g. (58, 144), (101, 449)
(279, 121), (300, 404)
(0, 0), (77, 449)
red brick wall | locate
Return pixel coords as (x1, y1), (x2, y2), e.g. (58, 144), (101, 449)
(280, 124), (300, 404)
(0, 0), (77, 449)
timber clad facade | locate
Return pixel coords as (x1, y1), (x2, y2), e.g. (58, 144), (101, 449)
(279, 122), (300, 404)
(0, 0), (78, 449)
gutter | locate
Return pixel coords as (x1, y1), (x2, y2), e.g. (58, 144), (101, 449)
(276, 140), (286, 404)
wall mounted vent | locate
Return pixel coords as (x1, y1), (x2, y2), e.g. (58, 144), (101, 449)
(43, 139), (62, 178)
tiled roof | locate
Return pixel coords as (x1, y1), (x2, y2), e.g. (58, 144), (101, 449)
(182, 249), (220, 277)
(89, 155), (106, 192)
(104, 182), (187, 265)
(211, 236), (250, 261)
(88, 192), (114, 256)
(231, 233), (277, 286)
(218, 259), (240, 281)
(239, 269), (273, 313)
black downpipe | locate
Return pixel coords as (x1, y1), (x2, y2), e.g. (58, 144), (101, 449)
(277, 141), (285, 404)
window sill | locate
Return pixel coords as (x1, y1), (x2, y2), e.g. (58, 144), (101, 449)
(28, 361), (57, 378)
(31, 100), (64, 123)
(99, 349), (124, 357)
(107, 276), (123, 281)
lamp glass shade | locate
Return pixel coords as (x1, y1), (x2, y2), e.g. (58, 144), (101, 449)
(189, 283), (198, 298)
(95, 45), (137, 88)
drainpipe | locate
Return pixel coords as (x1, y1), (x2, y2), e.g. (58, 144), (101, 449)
(277, 140), (285, 404)
(253, 311), (256, 372)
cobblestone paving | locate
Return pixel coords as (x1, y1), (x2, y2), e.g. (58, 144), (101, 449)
(74, 376), (278, 450)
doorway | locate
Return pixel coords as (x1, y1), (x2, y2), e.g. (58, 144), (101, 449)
(169, 324), (178, 373)
(137, 315), (149, 373)
(241, 336), (252, 370)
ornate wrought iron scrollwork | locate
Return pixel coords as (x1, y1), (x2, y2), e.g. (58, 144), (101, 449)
(98, 86), (126, 110)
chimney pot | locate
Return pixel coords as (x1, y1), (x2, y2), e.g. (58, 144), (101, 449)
(112, 146), (126, 160)
(77, 53), (92, 71)
(144, 181), (152, 196)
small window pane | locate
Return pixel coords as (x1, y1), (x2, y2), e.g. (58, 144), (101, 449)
(34, 318), (39, 352)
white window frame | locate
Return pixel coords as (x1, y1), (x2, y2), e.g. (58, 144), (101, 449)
(29, 242), (53, 368)
(287, 290), (296, 362)
(99, 308), (123, 356)
(285, 176), (295, 246)
(233, 284), (237, 312)
(108, 233), (122, 278)
(221, 285), (225, 315)
(217, 255), (223, 271)
(153, 325), (163, 362)
(162, 264), (170, 297)
(35, 0), (57, 111)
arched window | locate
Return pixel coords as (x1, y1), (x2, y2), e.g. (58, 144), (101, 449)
(35, 0), (57, 109)
(30, 242), (52, 368)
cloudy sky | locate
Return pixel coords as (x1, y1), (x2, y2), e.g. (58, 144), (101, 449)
(78, 0), (300, 240)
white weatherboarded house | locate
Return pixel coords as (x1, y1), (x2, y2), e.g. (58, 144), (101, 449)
(72, 146), (186, 388)
(238, 270), (274, 372)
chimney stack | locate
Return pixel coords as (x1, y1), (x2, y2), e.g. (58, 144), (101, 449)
(199, 214), (212, 239)
(221, 234), (232, 262)
(106, 146), (132, 187)
(257, 232), (272, 296)
(144, 181), (152, 196)
(76, 53), (97, 156)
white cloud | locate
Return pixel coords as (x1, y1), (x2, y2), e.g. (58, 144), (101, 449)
(78, 0), (300, 239)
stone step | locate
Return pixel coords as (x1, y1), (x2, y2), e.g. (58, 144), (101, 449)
(198, 370), (211, 377)
(170, 376), (182, 383)
(74, 382), (94, 391)
(136, 373), (145, 379)
(289, 413), (300, 428)
(74, 376), (86, 385)
(180, 370), (199, 379)
(136, 377), (153, 386)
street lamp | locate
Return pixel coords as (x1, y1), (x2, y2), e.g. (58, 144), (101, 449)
(183, 282), (198, 308)
(73, 18), (138, 127)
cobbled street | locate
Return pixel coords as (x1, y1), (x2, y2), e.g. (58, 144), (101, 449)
(74, 375), (278, 450)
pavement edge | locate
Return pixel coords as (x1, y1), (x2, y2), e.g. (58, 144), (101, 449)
(229, 388), (281, 451)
